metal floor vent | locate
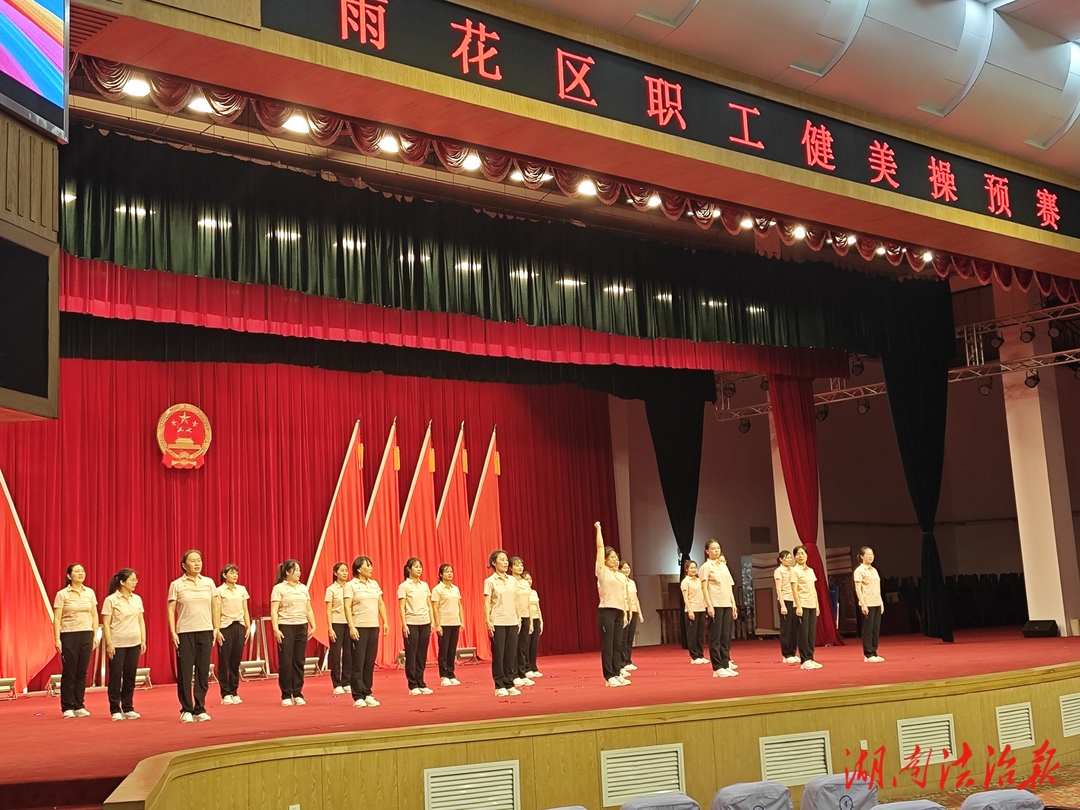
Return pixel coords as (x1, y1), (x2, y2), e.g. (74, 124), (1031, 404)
(601, 743), (685, 807)
(1060, 693), (1080, 738)
(759, 731), (832, 786)
(897, 714), (955, 766)
(997, 702), (1036, 751)
(424, 760), (519, 810)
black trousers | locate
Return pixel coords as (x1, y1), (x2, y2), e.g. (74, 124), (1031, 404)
(708, 607), (733, 670)
(527, 622), (541, 672)
(349, 627), (379, 699)
(779, 600), (798, 658)
(798, 607), (818, 662)
(108, 645), (140, 714)
(176, 630), (213, 715)
(686, 611), (706, 660)
(516, 617), (532, 678)
(329, 622), (352, 688)
(490, 624), (518, 689)
(622, 614), (638, 664)
(597, 607), (625, 680)
(862, 606), (882, 656)
(438, 625), (460, 679)
(277, 624), (308, 699)
(59, 630), (93, 712)
(404, 624), (431, 689)
(217, 622), (245, 698)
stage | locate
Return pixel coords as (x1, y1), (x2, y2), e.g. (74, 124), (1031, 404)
(4, 628), (1080, 810)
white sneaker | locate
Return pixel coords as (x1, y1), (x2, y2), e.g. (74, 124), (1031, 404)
(519, 677), (535, 686)
(728, 661), (738, 670)
(353, 699), (366, 708)
(409, 688), (422, 696)
(616, 676), (632, 686)
(364, 696), (380, 707)
(111, 712), (125, 721)
(180, 711), (194, 723)
(62, 710), (75, 719)
(495, 688), (510, 697)
(623, 664), (637, 671)
(783, 656), (800, 664)
(122, 711), (141, 719)
(221, 695), (233, 705)
(194, 712), (212, 721)
(864, 656), (874, 663)
(691, 657), (708, 664)
(871, 655), (885, 662)
(810, 661), (824, 669)
(419, 687), (433, 695)
(74, 708), (91, 717)
(507, 687), (522, 695)
(512, 677), (526, 686)
(715, 668), (736, 677)
(441, 677), (452, 687)
(619, 668), (632, 678)
(606, 677), (623, 687)
(282, 698), (294, 706)
(530, 671), (542, 678)
(801, 661), (816, 670)
(333, 686), (345, 695)
(231, 695), (243, 704)
(343, 685), (351, 693)
(293, 697), (306, 706)
(449, 678), (461, 685)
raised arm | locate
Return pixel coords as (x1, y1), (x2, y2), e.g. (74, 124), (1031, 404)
(594, 522), (605, 573)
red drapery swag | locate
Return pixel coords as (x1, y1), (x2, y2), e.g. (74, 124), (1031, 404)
(399, 424), (441, 659)
(306, 421), (366, 649)
(60, 255), (848, 378)
(0, 359), (620, 689)
(470, 430), (504, 659)
(366, 422), (403, 667)
(768, 374), (840, 646)
(0, 466), (55, 691)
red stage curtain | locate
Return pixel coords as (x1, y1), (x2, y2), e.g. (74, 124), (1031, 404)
(60, 255), (847, 378)
(768, 375), (840, 646)
(0, 359), (620, 689)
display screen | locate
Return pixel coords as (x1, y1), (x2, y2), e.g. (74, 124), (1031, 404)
(0, 0), (67, 140)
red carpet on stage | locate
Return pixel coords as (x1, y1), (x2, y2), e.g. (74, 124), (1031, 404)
(2, 628), (1077, 810)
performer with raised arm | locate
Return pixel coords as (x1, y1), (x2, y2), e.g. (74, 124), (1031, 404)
(594, 522), (630, 688)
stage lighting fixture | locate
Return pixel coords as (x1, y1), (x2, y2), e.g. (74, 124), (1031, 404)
(738, 418), (751, 434)
(977, 379), (993, 397)
(856, 398), (871, 414)
(815, 404), (829, 421)
(760, 377), (769, 391)
(722, 381), (737, 398)
(989, 333), (1004, 349)
(1048, 322), (1062, 339)
(1025, 371), (1040, 389)
(850, 357), (864, 376)
(1020, 326), (1035, 343)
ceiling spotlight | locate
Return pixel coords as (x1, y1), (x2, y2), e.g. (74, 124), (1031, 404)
(282, 114), (310, 133)
(378, 133), (400, 153)
(815, 404), (829, 422)
(1025, 371), (1040, 389)
(977, 379), (993, 397)
(738, 418), (752, 434)
(721, 381), (737, 399)
(922, 251), (934, 263)
(850, 357), (864, 376)
(989, 333), (1005, 349)
(739, 216), (753, 230)
(856, 398), (871, 414)
(122, 77), (151, 97)
(577, 178), (597, 196)
(647, 193), (662, 208)
(874, 245), (886, 256)
(846, 235), (857, 246)
(1047, 322), (1062, 339)
(792, 225), (807, 239)
(462, 152), (482, 171)
(1020, 326), (1035, 343)
(187, 96), (212, 113)
(760, 377), (769, 392)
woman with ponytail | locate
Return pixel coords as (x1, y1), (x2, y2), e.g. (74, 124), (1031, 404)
(270, 559), (316, 706)
(101, 569), (146, 720)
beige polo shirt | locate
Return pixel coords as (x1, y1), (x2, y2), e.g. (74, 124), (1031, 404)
(484, 572), (519, 626)
(168, 575), (215, 634)
(595, 564), (628, 610)
(101, 591), (143, 648)
(431, 582), (462, 627)
(528, 589), (541, 620)
(514, 577), (532, 618)
(54, 586), (98, 633)
(397, 578), (432, 624)
(774, 565), (793, 602)
(346, 578), (382, 628)
(681, 576), (706, 612)
(791, 564), (819, 610)
(699, 559), (734, 608)
(271, 581), (311, 625)
(215, 584), (250, 628)
(854, 564), (883, 608)
(626, 579), (641, 614)
(324, 582), (347, 624)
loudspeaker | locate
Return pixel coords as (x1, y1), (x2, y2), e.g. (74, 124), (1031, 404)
(1021, 620), (1059, 638)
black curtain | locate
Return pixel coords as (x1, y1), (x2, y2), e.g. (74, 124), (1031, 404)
(881, 280), (955, 642)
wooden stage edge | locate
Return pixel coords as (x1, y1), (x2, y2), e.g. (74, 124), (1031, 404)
(107, 661), (1080, 810)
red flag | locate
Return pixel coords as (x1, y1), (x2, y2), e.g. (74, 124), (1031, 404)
(0, 465), (55, 693)
(470, 428), (503, 657)
(306, 421), (365, 648)
(366, 420), (402, 667)
(400, 423), (440, 658)
(435, 424), (485, 656)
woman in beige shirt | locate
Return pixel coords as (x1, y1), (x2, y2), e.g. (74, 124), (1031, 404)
(270, 559), (316, 706)
(101, 568), (146, 720)
(345, 555), (388, 707)
(774, 551), (798, 664)
(619, 562), (644, 672)
(53, 563), (99, 718)
(398, 557), (434, 695)
(213, 564), (251, 705)
(483, 549), (521, 697)
(680, 560), (707, 664)
(594, 522), (630, 687)
(791, 545), (822, 670)
(431, 564), (464, 686)
(523, 572), (544, 679)
(325, 562), (352, 695)
(854, 546), (885, 662)
(510, 556), (535, 688)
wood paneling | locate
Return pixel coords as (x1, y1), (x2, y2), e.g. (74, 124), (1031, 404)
(0, 113), (58, 242)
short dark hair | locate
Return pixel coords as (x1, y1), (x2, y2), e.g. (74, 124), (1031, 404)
(403, 557), (422, 580)
(352, 556), (372, 576)
(220, 563), (239, 584)
(488, 549), (507, 569)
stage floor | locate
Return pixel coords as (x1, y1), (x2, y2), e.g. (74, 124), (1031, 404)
(3, 627), (1078, 809)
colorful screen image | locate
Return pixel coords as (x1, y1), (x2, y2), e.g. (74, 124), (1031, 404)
(0, 0), (66, 140)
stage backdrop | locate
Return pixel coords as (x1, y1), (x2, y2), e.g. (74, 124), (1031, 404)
(0, 358), (620, 689)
